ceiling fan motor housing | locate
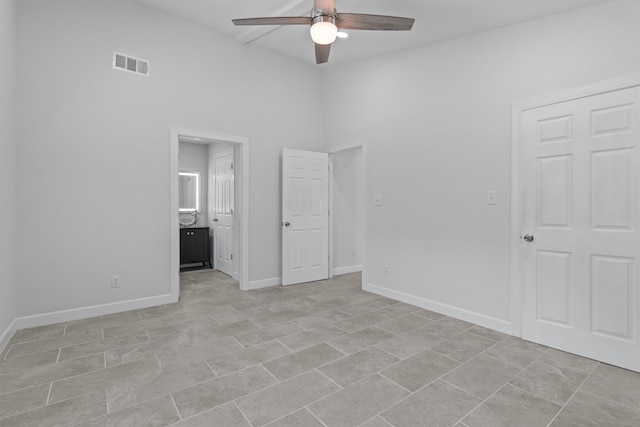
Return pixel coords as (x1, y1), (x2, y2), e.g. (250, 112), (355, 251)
(310, 14), (337, 45)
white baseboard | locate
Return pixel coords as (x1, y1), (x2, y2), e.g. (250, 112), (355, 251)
(246, 277), (281, 290)
(333, 265), (362, 276)
(364, 282), (512, 335)
(0, 318), (17, 355)
(14, 294), (177, 330)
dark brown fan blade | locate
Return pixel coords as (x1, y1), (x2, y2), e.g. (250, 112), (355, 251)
(315, 43), (331, 64)
(337, 13), (414, 31)
(314, 0), (336, 14)
(232, 16), (310, 26)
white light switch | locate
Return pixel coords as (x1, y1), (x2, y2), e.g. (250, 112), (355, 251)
(487, 191), (497, 205)
(374, 195), (383, 206)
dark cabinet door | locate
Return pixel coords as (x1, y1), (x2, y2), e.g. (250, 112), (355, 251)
(180, 229), (190, 264)
(189, 228), (208, 262)
(180, 227), (210, 267)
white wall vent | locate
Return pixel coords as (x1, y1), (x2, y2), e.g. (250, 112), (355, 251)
(112, 52), (150, 77)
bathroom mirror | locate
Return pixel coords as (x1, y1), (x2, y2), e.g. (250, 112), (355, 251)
(179, 172), (200, 212)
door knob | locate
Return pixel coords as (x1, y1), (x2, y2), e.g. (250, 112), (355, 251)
(523, 234), (534, 242)
(213, 219), (218, 222)
(284, 222), (290, 227)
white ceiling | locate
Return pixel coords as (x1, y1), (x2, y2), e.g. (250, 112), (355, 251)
(134, 0), (613, 66)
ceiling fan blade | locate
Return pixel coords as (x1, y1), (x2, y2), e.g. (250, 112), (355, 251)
(314, 0), (336, 14)
(337, 13), (415, 31)
(232, 16), (310, 26)
(315, 43), (331, 64)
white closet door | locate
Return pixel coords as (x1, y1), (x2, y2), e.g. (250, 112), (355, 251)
(282, 148), (329, 286)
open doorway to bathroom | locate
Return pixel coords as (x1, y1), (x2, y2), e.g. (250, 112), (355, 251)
(170, 127), (250, 301)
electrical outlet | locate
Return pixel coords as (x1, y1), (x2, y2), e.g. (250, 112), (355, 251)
(374, 195), (383, 206)
(384, 265), (390, 276)
(111, 276), (120, 288)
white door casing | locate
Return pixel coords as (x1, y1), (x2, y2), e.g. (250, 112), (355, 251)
(519, 86), (640, 372)
(282, 149), (329, 286)
(214, 148), (234, 276)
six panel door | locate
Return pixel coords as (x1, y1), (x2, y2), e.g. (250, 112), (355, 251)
(282, 148), (329, 286)
(214, 149), (234, 277)
(520, 87), (640, 372)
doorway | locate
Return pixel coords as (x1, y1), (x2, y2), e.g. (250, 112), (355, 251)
(329, 145), (364, 279)
(280, 142), (366, 288)
(512, 75), (640, 372)
(170, 127), (250, 299)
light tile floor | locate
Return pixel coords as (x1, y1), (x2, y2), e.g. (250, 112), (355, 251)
(1, 271), (639, 426)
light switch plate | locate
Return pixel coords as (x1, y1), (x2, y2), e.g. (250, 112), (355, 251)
(487, 191), (497, 205)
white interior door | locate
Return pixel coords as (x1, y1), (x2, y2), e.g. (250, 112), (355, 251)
(520, 86), (640, 372)
(282, 148), (329, 286)
(214, 148), (234, 276)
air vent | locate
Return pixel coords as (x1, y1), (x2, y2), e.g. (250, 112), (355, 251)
(112, 52), (150, 77)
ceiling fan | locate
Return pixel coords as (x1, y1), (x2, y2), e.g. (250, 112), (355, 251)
(232, 0), (415, 64)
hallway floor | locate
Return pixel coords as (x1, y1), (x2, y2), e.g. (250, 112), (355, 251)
(1, 271), (639, 426)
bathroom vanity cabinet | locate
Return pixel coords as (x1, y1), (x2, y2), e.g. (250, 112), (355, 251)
(180, 227), (211, 269)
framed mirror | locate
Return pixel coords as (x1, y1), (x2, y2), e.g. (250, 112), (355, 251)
(179, 172), (200, 212)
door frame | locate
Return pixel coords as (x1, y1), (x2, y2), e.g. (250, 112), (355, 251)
(170, 127), (250, 300)
(510, 73), (640, 336)
(328, 139), (368, 289)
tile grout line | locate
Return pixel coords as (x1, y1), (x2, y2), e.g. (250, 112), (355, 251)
(357, 415), (392, 427)
(169, 392), (183, 420)
(448, 349), (536, 426)
(232, 400), (254, 426)
(439, 377), (486, 401)
(578, 388), (640, 414)
(545, 361), (600, 426)
(376, 371), (415, 395)
(314, 367), (345, 390)
(45, 381), (53, 405)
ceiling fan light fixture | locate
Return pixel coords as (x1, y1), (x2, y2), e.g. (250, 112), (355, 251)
(310, 15), (337, 45)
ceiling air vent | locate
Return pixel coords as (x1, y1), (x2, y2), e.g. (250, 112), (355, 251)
(113, 52), (150, 77)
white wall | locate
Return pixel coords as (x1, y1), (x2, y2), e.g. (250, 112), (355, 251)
(179, 142), (208, 226)
(15, 0), (323, 318)
(0, 0), (17, 343)
(332, 147), (363, 275)
(322, 0), (640, 330)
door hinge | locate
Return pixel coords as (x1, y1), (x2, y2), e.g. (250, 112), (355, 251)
(231, 208), (234, 215)
(231, 163), (234, 170)
(230, 254), (233, 260)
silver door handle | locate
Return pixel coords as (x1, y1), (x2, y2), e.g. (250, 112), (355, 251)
(284, 222), (290, 227)
(523, 234), (534, 242)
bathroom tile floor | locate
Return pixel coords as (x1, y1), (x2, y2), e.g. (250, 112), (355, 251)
(1, 271), (639, 426)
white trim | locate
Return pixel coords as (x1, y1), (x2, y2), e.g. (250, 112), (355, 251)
(247, 277), (281, 290)
(327, 139), (367, 154)
(333, 265), (362, 276)
(171, 127), (250, 294)
(365, 282), (512, 334)
(328, 156), (334, 280)
(13, 294), (175, 330)
(510, 73), (640, 336)
(514, 74), (640, 112)
(0, 318), (16, 355)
